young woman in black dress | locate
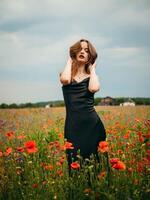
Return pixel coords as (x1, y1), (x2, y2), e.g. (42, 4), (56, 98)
(59, 39), (106, 174)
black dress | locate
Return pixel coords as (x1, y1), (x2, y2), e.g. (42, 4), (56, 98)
(62, 77), (106, 166)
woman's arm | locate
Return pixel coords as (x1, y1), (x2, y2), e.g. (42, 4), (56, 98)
(59, 58), (72, 85)
(88, 62), (100, 93)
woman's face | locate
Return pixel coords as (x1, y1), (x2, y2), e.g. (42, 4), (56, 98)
(76, 41), (89, 64)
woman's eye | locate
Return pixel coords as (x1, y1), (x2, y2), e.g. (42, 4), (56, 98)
(79, 48), (89, 53)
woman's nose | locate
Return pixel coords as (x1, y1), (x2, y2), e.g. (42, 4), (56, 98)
(80, 49), (84, 53)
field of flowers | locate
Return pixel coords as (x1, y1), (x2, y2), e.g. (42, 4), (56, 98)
(0, 106), (150, 200)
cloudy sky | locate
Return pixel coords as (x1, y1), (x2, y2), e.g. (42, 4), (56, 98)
(0, 0), (150, 104)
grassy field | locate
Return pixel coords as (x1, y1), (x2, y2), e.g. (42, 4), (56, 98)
(0, 106), (150, 200)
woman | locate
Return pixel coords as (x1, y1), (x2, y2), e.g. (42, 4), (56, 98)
(59, 39), (106, 174)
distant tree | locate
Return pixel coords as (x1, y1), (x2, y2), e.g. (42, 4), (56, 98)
(25, 103), (36, 108)
(0, 97), (149, 109)
(94, 97), (102, 105)
(115, 97), (125, 105)
(9, 103), (18, 108)
(0, 103), (9, 108)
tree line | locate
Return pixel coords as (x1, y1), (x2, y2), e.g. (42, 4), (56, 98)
(0, 97), (150, 109)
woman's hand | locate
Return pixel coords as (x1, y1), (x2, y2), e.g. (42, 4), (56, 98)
(88, 61), (100, 93)
(88, 61), (97, 72)
(67, 57), (73, 65)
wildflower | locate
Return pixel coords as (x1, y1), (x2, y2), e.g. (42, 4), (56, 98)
(55, 127), (59, 132)
(47, 119), (53, 125)
(0, 151), (3, 157)
(5, 131), (14, 139)
(145, 131), (150, 138)
(56, 161), (61, 166)
(127, 167), (133, 173)
(44, 164), (53, 170)
(147, 150), (150, 156)
(59, 156), (65, 164)
(42, 180), (47, 185)
(5, 147), (12, 156)
(58, 133), (63, 139)
(17, 135), (26, 139)
(62, 141), (74, 150)
(110, 158), (120, 165)
(146, 142), (150, 147)
(71, 161), (80, 170)
(55, 157), (65, 166)
(133, 179), (139, 185)
(49, 142), (54, 150)
(124, 133), (130, 139)
(32, 183), (38, 188)
(117, 149), (123, 155)
(56, 169), (64, 177)
(83, 188), (92, 195)
(98, 171), (106, 179)
(110, 157), (126, 170)
(17, 147), (24, 153)
(137, 131), (144, 142)
(24, 140), (38, 154)
(112, 161), (126, 170)
(98, 141), (109, 153)
(137, 162), (144, 172)
(54, 141), (60, 149)
(40, 162), (46, 167)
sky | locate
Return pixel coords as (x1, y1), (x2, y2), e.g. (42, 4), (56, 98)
(0, 0), (150, 104)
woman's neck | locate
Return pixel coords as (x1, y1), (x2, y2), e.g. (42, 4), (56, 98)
(77, 63), (86, 74)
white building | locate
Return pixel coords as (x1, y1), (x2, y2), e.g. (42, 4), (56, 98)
(45, 104), (50, 108)
(120, 98), (135, 106)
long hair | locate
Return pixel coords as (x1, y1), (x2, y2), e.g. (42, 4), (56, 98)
(69, 39), (98, 82)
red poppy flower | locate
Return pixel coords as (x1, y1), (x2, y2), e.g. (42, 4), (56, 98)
(127, 167), (133, 173)
(24, 140), (38, 154)
(56, 169), (64, 177)
(62, 141), (74, 150)
(59, 156), (65, 164)
(71, 161), (80, 170)
(112, 161), (126, 170)
(145, 130), (150, 138)
(54, 141), (60, 149)
(58, 133), (63, 139)
(17, 147), (24, 153)
(32, 183), (38, 188)
(147, 150), (150, 156)
(0, 151), (3, 157)
(98, 171), (106, 179)
(98, 141), (109, 153)
(5, 131), (14, 139)
(124, 133), (130, 139)
(44, 164), (53, 170)
(5, 147), (12, 156)
(17, 135), (26, 139)
(110, 158), (120, 166)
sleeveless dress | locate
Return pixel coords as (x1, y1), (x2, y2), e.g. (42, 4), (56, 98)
(62, 77), (106, 165)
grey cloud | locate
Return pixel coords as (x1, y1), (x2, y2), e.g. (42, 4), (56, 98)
(0, 0), (150, 103)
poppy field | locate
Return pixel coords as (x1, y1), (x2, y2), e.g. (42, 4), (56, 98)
(0, 106), (150, 200)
